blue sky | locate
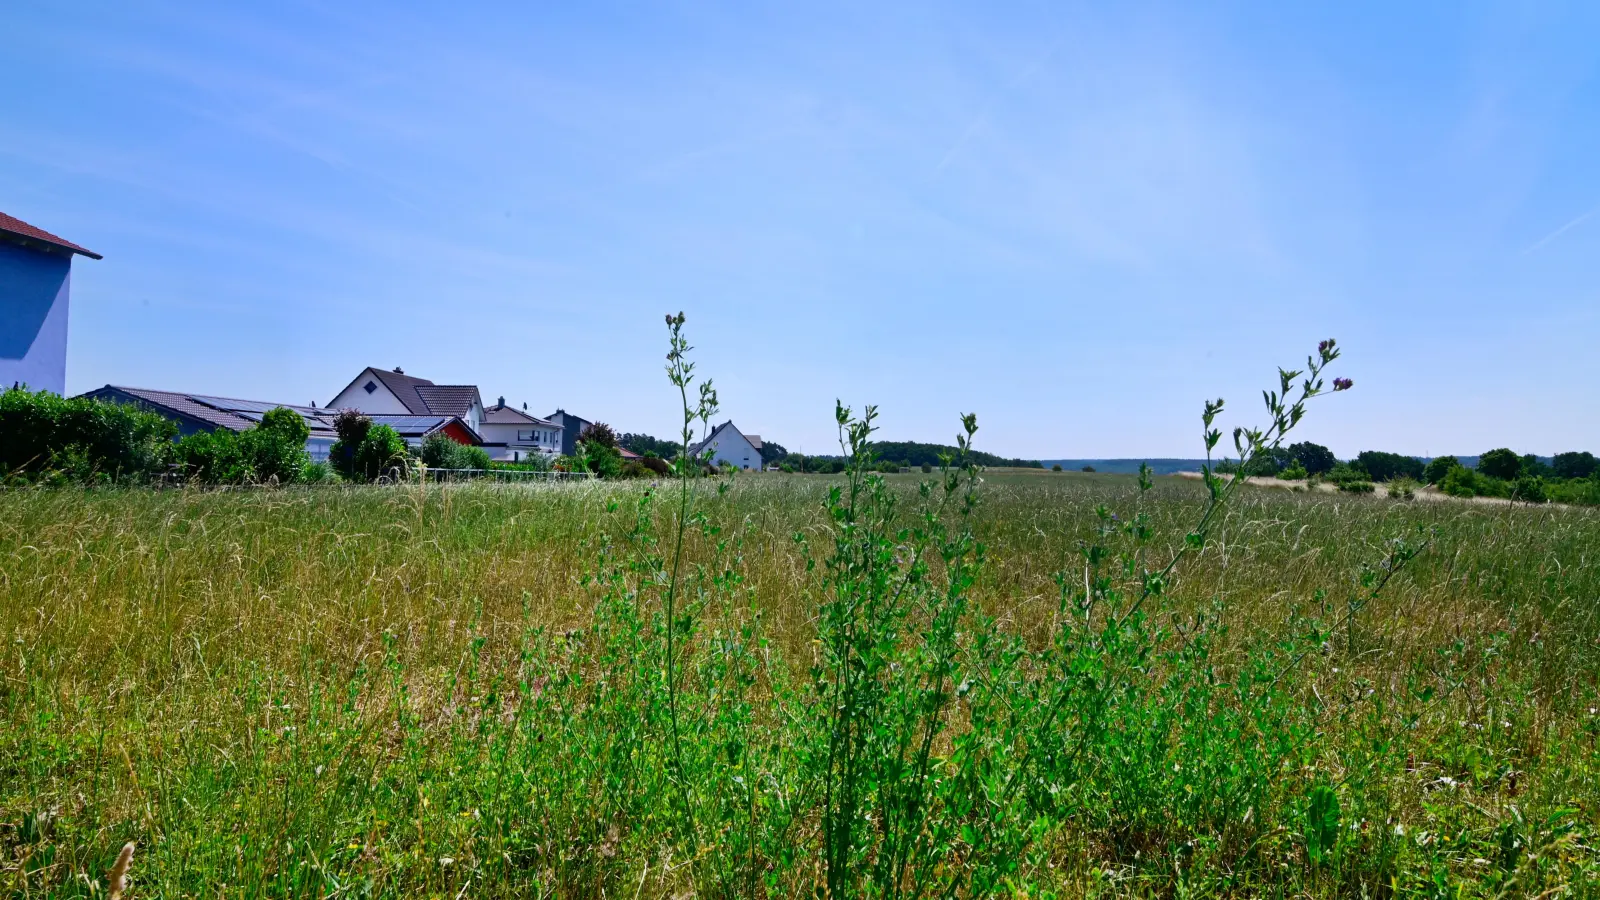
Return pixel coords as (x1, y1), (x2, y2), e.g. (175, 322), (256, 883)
(4, 1), (1598, 459)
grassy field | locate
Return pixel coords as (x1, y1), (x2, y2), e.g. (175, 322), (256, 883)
(3, 471), (1598, 897)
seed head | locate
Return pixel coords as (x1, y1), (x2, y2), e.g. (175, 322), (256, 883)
(108, 842), (135, 900)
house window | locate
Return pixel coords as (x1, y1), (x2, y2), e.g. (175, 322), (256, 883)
(364, 381), (377, 394)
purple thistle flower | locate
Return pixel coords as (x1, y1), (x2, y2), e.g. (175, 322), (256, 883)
(1333, 377), (1353, 391)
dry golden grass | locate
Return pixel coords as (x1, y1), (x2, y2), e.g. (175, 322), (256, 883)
(2, 473), (1597, 897)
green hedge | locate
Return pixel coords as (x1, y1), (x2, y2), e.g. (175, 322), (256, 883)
(0, 388), (177, 484)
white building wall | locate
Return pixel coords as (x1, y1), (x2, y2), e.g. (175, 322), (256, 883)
(328, 372), (411, 414)
(478, 421), (562, 461)
(701, 430), (762, 470)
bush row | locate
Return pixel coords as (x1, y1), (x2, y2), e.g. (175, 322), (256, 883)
(0, 388), (580, 487)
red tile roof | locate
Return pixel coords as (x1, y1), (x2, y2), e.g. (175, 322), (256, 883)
(0, 210), (101, 259)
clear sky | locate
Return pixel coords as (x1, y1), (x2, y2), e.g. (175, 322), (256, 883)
(4, 1), (1597, 459)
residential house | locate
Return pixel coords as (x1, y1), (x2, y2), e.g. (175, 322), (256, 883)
(1, 210), (101, 395)
(688, 421), (765, 471)
(478, 397), (563, 461)
(80, 386), (479, 460)
(545, 409), (593, 457)
(329, 367), (484, 435)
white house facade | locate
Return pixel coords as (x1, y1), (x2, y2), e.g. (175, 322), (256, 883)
(688, 421), (765, 471)
(479, 398), (563, 461)
(329, 366), (484, 435)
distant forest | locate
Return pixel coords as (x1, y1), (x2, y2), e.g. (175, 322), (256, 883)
(868, 441), (1042, 469)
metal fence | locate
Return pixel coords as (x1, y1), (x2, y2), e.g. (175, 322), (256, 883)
(422, 467), (594, 483)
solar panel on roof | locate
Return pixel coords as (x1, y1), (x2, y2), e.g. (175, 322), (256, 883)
(370, 415), (448, 424)
(187, 395), (328, 417)
(187, 395), (274, 414)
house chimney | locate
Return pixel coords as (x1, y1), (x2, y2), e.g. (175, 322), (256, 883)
(393, 366), (404, 374)
(522, 402), (527, 410)
(497, 395), (505, 407)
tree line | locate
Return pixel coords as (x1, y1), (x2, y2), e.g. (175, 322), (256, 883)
(1216, 440), (1599, 504)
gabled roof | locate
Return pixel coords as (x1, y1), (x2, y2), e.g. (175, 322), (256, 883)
(0, 210), (102, 259)
(546, 409), (591, 427)
(688, 421), (761, 458)
(334, 367), (482, 417)
(482, 403), (557, 427)
(414, 384), (481, 418)
(83, 386), (313, 434)
(84, 385), (480, 442)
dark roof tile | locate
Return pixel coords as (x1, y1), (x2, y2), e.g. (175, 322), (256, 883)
(0, 210), (101, 259)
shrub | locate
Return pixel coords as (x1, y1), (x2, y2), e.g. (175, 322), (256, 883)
(1477, 448), (1521, 481)
(582, 441), (623, 479)
(1081, 465), (1096, 473)
(171, 407), (312, 485)
(248, 408), (312, 483)
(1512, 475), (1547, 504)
(0, 388), (177, 483)
(331, 416), (409, 483)
(1279, 462), (1308, 480)
(356, 425), (410, 482)
(1051, 464), (1062, 472)
(300, 460), (335, 483)
(459, 444), (492, 471)
(1337, 478), (1375, 493)
(1438, 466), (1480, 498)
(642, 455), (672, 476)
(922, 463), (934, 473)
(420, 433), (490, 471)
(1386, 476), (1419, 499)
(1547, 473), (1600, 505)
(326, 411), (411, 482)
(1327, 462), (1366, 484)
(419, 433), (460, 469)
(620, 460), (650, 479)
(1422, 455), (1461, 485)
(174, 429), (253, 483)
(328, 410), (371, 480)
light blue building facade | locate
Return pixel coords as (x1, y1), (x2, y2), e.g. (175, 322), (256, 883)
(0, 212), (100, 395)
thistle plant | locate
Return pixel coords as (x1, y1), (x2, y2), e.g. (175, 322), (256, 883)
(658, 311), (721, 854)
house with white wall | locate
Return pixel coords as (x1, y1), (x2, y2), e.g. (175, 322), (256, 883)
(688, 421), (764, 471)
(329, 367), (484, 434)
(479, 397), (562, 461)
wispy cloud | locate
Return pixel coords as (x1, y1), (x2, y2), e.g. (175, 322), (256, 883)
(1523, 205), (1598, 254)
(933, 40), (1058, 173)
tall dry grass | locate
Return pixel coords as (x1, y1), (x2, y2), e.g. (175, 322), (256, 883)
(2, 474), (1597, 896)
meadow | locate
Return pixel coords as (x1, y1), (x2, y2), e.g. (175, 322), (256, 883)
(3, 467), (1598, 898)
